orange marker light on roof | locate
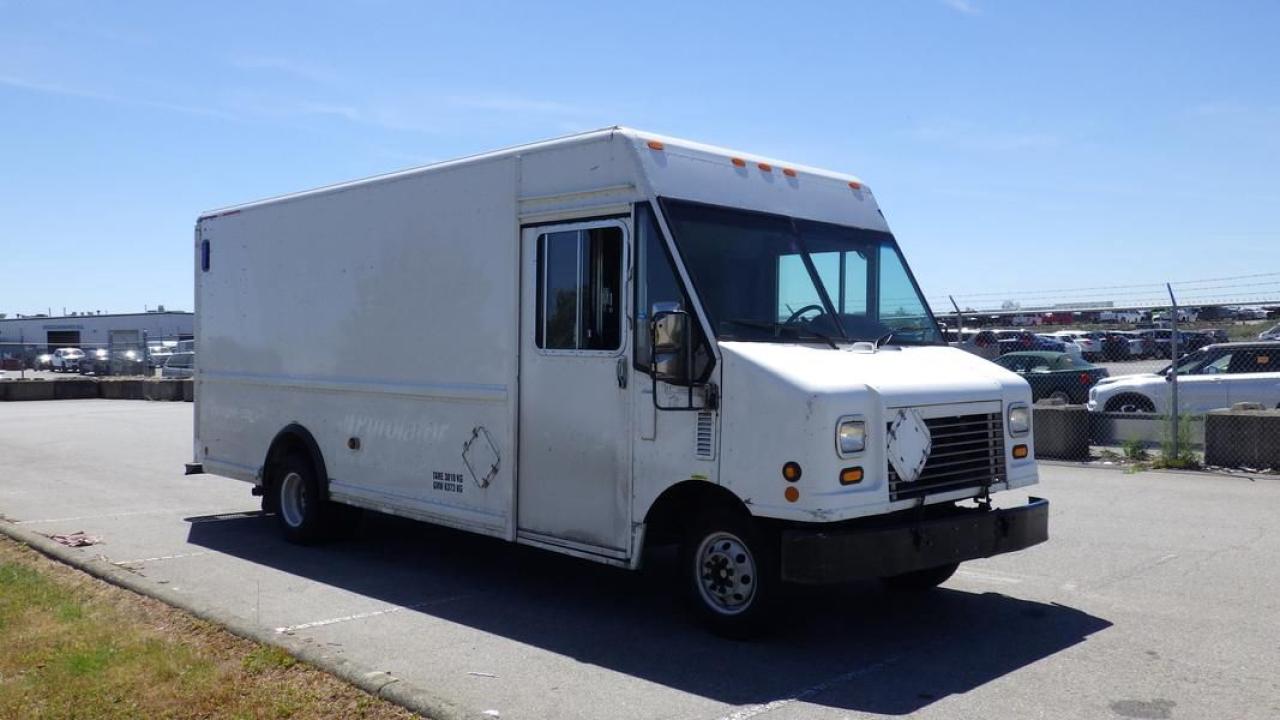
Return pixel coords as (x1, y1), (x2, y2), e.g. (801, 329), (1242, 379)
(646, 140), (664, 151)
(758, 162), (773, 172)
(731, 157), (746, 167)
(848, 180), (862, 190)
(782, 168), (797, 177)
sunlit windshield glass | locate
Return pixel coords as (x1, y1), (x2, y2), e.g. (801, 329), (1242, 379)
(662, 199), (940, 345)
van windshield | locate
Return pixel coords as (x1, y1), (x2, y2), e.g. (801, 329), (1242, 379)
(661, 199), (941, 345)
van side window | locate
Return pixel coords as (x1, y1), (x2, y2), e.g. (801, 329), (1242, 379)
(535, 227), (623, 351)
(633, 203), (712, 381)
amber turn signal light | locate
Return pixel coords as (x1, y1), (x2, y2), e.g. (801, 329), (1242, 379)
(782, 462), (802, 482)
(784, 486), (800, 503)
(1013, 444), (1029, 459)
(839, 467), (863, 485)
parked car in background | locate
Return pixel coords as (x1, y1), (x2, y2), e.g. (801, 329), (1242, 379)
(949, 328), (1000, 360)
(1151, 308), (1198, 323)
(1134, 328), (1198, 359)
(1203, 328), (1230, 344)
(33, 353), (53, 371)
(995, 352), (1109, 404)
(147, 345), (174, 372)
(1038, 334), (1082, 360)
(1112, 330), (1157, 359)
(1050, 331), (1102, 360)
(1098, 332), (1132, 361)
(995, 329), (1067, 355)
(49, 347), (84, 373)
(161, 351), (194, 379)
(1261, 324), (1280, 341)
(1088, 342), (1280, 414)
(80, 348), (146, 376)
(1181, 331), (1215, 353)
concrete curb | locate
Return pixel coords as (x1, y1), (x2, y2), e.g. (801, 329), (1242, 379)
(0, 519), (481, 720)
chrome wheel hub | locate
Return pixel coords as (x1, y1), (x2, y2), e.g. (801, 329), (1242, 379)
(280, 471), (307, 528)
(696, 531), (756, 615)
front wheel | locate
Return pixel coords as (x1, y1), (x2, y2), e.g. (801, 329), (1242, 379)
(881, 562), (959, 592)
(681, 510), (779, 638)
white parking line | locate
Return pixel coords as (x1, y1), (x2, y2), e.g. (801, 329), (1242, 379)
(15, 507), (246, 525)
(709, 656), (902, 720)
(113, 551), (214, 566)
(274, 594), (473, 634)
(956, 568), (1025, 585)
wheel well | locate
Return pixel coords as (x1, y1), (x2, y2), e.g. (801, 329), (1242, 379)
(263, 424), (329, 499)
(643, 481), (750, 547)
(1104, 393), (1154, 412)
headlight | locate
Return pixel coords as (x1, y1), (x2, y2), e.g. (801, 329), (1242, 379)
(1007, 403), (1031, 436)
(836, 417), (866, 455)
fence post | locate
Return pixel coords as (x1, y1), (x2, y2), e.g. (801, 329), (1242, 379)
(949, 295), (962, 344)
(1166, 283), (1179, 459)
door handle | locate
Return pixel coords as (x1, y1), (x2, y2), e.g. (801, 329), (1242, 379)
(616, 356), (628, 389)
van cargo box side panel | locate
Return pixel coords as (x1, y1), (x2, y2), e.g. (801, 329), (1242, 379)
(197, 156), (522, 538)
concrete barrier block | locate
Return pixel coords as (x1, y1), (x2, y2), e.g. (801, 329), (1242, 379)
(1032, 404), (1092, 460)
(1204, 409), (1280, 470)
(182, 380), (194, 402)
(53, 379), (99, 400)
(1, 380), (56, 401)
(99, 380), (145, 400)
(143, 380), (184, 401)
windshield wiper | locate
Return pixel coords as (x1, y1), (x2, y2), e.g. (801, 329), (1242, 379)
(722, 319), (839, 350)
(875, 326), (924, 348)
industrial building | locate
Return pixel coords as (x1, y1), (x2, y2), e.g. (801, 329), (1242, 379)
(0, 311), (193, 367)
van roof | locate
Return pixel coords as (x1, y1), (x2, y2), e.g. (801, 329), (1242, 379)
(198, 127), (868, 221)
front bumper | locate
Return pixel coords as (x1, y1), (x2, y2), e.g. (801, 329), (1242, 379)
(780, 497), (1049, 584)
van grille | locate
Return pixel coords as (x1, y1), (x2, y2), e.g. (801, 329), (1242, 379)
(695, 411), (715, 459)
(887, 412), (1005, 501)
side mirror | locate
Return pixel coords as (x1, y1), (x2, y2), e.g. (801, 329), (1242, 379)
(651, 310), (690, 384)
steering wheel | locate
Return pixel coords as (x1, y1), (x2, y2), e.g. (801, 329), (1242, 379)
(784, 304), (826, 324)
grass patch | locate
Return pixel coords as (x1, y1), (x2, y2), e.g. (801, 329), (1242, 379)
(0, 537), (417, 719)
(242, 645), (297, 674)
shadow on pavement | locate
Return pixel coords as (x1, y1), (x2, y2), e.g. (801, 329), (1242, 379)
(187, 510), (1110, 715)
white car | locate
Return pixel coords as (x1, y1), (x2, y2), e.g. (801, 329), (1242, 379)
(1051, 331), (1101, 360)
(1088, 342), (1280, 414)
(1040, 334), (1083, 360)
(49, 347), (85, 373)
(1258, 323), (1280, 341)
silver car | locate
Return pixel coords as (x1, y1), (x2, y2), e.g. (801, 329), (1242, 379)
(161, 351), (194, 379)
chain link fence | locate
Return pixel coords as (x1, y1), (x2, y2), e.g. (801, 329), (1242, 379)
(935, 276), (1280, 474)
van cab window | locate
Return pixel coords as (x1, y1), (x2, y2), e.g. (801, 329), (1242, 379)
(535, 227), (623, 351)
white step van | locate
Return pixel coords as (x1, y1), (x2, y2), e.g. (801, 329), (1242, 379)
(193, 128), (1047, 635)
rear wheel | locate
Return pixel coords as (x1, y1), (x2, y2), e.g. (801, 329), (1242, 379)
(681, 510), (779, 638)
(273, 452), (334, 544)
(881, 562), (959, 592)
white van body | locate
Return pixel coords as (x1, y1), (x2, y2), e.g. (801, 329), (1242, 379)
(195, 128), (1045, 631)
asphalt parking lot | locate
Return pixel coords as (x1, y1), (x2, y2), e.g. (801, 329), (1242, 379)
(2, 400), (1278, 719)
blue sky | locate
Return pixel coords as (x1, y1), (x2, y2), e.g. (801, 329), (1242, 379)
(2, 0), (1278, 315)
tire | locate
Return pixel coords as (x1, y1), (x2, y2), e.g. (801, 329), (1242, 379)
(880, 562), (959, 592)
(272, 452), (335, 544)
(1105, 394), (1155, 414)
(681, 509), (779, 638)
